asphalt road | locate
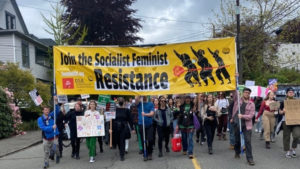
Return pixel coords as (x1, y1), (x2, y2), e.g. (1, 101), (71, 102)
(0, 131), (299, 169)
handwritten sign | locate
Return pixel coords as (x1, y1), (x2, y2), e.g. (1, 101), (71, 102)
(284, 100), (300, 125)
(269, 101), (280, 111)
(76, 115), (105, 137)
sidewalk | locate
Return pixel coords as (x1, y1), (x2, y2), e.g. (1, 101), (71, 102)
(0, 130), (42, 158)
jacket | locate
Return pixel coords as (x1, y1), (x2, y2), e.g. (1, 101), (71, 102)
(154, 107), (173, 127)
(37, 105), (60, 140)
(65, 109), (84, 135)
(231, 91), (255, 130)
(178, 102), (194, 129)
(200, 103), (220, 123)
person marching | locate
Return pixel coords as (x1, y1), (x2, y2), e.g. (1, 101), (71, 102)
(255, 91), (276, 149)
(177, 95), (195, 159)
(279, 88), (300, 158)
(130, 99), (143, 154)
(154, 96), (173, 157)
(135, 96), (155, 161)
(65, 103), (84, 159)
(37, 99), (61, 169)
(201, 94), (219, 154)
(84, 100), (100, 163)
(113, 97), (134, 161)
(216, 92), (229, 140)
(230, 88), (255, 166)
(196, 93), (206, 145)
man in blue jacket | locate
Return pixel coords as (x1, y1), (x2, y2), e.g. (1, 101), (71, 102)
(37, 103), (60, 169)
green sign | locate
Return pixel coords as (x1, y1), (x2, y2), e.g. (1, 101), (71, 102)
(98, 95), (111, 108)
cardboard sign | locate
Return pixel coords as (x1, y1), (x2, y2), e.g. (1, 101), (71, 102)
(57, 95), (68, 103)
(76, 115), (105, 137)
(105, 111), (116, 121)
(269, 101), (280, 111)
(284, 100), (300, 125)
(81, 94), (90, 99)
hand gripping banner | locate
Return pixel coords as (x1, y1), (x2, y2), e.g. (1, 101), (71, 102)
(54, 37), (236, 95)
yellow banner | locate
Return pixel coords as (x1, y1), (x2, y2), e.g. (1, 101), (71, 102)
(54, 37), (236, 95)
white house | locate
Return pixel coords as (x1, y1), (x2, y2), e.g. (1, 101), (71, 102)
(0, 0), (55, 82)
(276, 43), (300, 71)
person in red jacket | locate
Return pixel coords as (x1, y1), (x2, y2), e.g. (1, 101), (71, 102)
(256, 91), (276, 149)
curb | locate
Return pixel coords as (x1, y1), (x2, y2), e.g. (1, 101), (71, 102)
(0, 140), (42, 158)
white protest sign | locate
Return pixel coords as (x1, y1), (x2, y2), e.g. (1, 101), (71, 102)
(76, 115), (105, 137)
(57, 95), (68, 103)
(29, 89), (43, 106)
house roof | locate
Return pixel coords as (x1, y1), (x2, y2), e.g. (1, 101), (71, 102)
(0, 30), (52, 48)
(11, 0), (29, 34)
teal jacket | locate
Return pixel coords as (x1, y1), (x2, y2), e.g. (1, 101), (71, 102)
(154, 108), (173, 127)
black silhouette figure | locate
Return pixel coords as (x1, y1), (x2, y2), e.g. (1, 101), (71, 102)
(208, 48), (231, 84)
(190, 46), (216, 86)
(174, 50), (201, 87)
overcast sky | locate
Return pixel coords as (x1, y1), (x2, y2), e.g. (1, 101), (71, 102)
(16, 0), (223, 44)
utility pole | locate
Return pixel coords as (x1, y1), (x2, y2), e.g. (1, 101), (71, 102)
(236, 0), (242, 82)
(212, 24), (216, 38)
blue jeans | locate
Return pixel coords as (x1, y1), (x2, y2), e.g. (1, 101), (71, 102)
(173, 119), (178, 132)
(229, 122), (235, 145)
(255, 112), (262, 131)
(181, 130), (194, 155)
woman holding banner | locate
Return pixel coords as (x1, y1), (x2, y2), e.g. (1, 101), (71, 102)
(84, 100), (100, 163)
(256, 91), (276, 149)
(113, 97), (134, 161)
(201, 94), (220, 154)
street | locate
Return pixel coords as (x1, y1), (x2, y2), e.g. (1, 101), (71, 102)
(0, 131), (299, 169)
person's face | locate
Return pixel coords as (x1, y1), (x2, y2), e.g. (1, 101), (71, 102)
(287, 91), (295, 97)
(154, 99), (159, 105)
(43, 107), (50, 116)
(243, 90), (251, 99)
(160, 97), (166, 106)
(75, 104), (81, 111)
(185, 97), (191, 104)
(207, 95), (213, 102)
(168, 99), (173, 105)
(198, 94), (204, 101)
(89, 102), (96, 110)
(269, 92), (275, 100)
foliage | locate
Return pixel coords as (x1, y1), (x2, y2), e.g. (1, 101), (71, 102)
(19, 120), (39, 131)
(0, 63), (51, 114)
(61, 0), (142, 45)
(0, 87), (14, 139)
(277, 18), (300, 43)
(255, 68), (300, 86)
(213, 0), (300, 83)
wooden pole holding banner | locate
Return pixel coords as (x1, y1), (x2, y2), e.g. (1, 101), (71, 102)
(110, 119), (113, 148)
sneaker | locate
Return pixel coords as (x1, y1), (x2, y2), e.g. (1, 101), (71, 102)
(158, 151), (163, 157)
(208, 147), (213, 155)
(56, 156), (60, 164)
(43, 162), (49, 169)
(143, 156), (148, 161)
(189, 155), (193, 159)
(89, 157), (95, 163)
(165, 147), (170, 152)
(286, 151), (292, 159)
(120, 156), (125, 161)
(292, 150), (297, 158)
(266, 141), (270, 149)
(229, 144), (234, 150)
(200, 142), (204, 145)
(234, 154), (240, 159)
(183, 151), (187, 155)
(76, 155), (80, 160)
(247, 159), (255, 166)
(255, 129), (258, 133)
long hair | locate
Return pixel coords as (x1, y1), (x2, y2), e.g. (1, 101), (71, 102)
(88, 100), (97, 110)
(204, 94), (214, 106)
(264, 91), (275, 101)
(158, 96), (167, 109)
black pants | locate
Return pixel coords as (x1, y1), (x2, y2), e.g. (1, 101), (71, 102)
(157, 125), (171, 152)
(204, 121), (217, 148)
(139, 125), (154, 156)
(234, 124), (253, 161)
(196, 120), (206, 142)
(113, 127), (127, 157)
(153, 122), (157, 146)
(58, 130), (63, 154)
(97, 137), (103, 151)
(70, 132), (80, 156)
(105, 121), (110, 145)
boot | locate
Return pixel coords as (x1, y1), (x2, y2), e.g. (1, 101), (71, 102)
(266, 141), (270, 149)
(223, 133), (227, 140)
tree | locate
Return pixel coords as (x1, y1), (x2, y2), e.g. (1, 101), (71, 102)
(0, 87), (14, 139)
(213, 0), (300, 83)
(61, 0), (143, 45)
(0, 63), (51, 113)
(277, 17), (300, 43)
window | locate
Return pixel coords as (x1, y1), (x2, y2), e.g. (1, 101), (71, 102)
(22, 42), (30, 68)
(35, 47), (50, 67)
(5, 11), (16, 29)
